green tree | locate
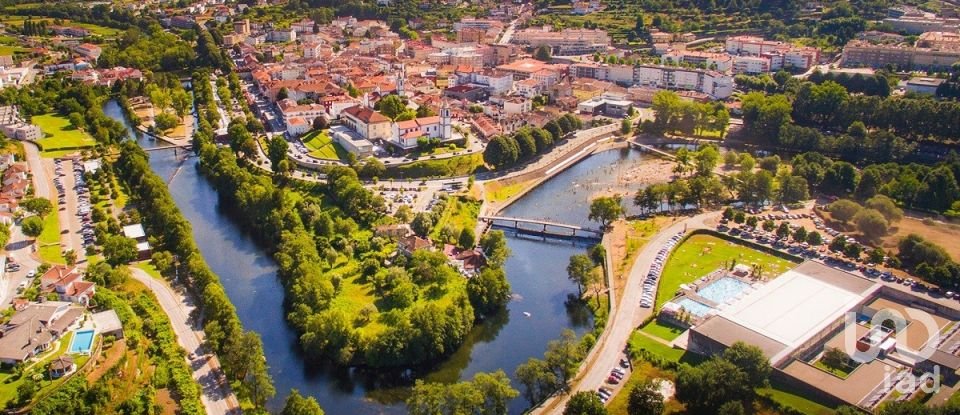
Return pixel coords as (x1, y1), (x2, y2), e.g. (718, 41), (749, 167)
(534, 45), (552, 62)
(567, 254), (595, 297)
(718, 401), (745, 415)
(588, 195), (623, 228)
(854, 208), (889, 240)
(807, 231), (823, 245)
(564, 391), (607, 415)
(103, 235), (138, 266)
(828, 199), (863, 224)
(378, 95), (407, 120)
(267, 135), (289, 171)
(154, 113), (178, 132)
(282, 390), (325, 415)
(722, 342), (771, 388)
(621, 118), (633, 135)
(675, 358), (752, 414)
(793, 226), (808, 242)
(515, 357), (560, 405)
(21, 215), (44, 239)
(627, 380), (664, 415)
(865, 195), (903, 223)
(21, 197), (53, 217)
(484, 136), (520, 169)
(468, 267), (511, 315)
(776, 222), (791, 239)
(410, 212), (434, 237)
(480, 230), (511, 268)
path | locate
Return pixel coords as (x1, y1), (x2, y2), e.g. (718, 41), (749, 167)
(532, 212), (718, 414)
(129, 268), (240, 415)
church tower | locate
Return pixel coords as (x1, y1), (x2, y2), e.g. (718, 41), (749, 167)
(396, 64), (406, 97)
(440, 100), (452, 140)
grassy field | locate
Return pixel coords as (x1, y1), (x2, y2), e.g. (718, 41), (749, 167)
(302, 129), (348, 161)
(758, 379), (838, 415)
(383, 153), (484, 179)
(37, 212), (64, 264)
(429, 196), (480, 243)
(483, 179), (533, 203)
(0, 16), (120, 37)
(654, 234), (797, 309)
(639, 319), (686, 342)
(606, 360), (684, 415)
(33, 114), (96, 153)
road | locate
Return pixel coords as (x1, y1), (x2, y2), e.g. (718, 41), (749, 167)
(130, 268), (240, 415)
(532, 212), (718, 414)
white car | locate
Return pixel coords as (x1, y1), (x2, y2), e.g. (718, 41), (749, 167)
(26, 270), (35, 278)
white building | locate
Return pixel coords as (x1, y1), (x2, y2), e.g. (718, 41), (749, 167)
(286, 117), (310, 136)
(329, 125), (373, 157)
(570, 63), (734, 99)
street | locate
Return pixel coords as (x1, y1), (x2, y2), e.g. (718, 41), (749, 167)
(130, 268), (240, 415)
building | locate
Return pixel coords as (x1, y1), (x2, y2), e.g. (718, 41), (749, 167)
(48, 355), (75, 378)
(725, 36), (820, 72)
(917, 31), (960, 49)
(122, 223), (151, 261)
(328, 125), (374, 157)
(682, 261), (960, 411)
(73, 43), (102, 62)
(0, 106), (41, 141)
(663, 50), (733, 72)
(286, 116), (310, 137)
(577, 92), (633, 117)
(905, 77), (945, 95)
(92, 309), (124, 339)
(0, 302), (82, 364)
(40, 265), (96, 305)
(340, 105), (392, 141)
(841, 40), (960, 70)
(881, 16), (952, 34)
(569, 62), (734, 99)
(512, 27), (610, 55)
(444, 84), (489, 101)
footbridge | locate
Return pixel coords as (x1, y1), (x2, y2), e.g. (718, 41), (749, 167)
(142, 142), (195, 152)
(479, 216), (603, 241)
(627, 141), (676, 160)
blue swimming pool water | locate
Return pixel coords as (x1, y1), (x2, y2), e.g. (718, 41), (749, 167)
(698, 277), (751, 304)
(675, 298), (713, 317)
(69, 330), (94, 353)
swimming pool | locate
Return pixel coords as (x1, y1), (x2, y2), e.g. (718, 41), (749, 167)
(698, 277), (751, 305)
(675, 298), (713, 318)
(68, 329), (95, 354)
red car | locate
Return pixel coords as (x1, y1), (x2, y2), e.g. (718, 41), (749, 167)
(606, 376), (620, 385)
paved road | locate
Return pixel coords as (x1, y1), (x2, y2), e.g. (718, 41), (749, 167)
(533, 212), (717, 414)
(23, 142), (49, 199)
(130, 268), (240, 415)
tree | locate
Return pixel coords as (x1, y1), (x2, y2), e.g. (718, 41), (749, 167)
(675, 358), (752, 414)
(762, 219), (776, 232)
(567, 254), (596, 297)
(277, 87), (289, 101)
(514, 130), (537, 160)
(722, 342), (771, 388)
(378, 95), (407, 120)
(778, 176), (810, 204)
(855, 208), (889, 240)
(410, 212), (434, 237)
(828, 199), (863, 224)
(468, 267), (511, 315)
(480, 230), (511, 268)
(154, 113), (178, 132)
(588, 195), (623, 228)
(267, 135), (289, 171)
(516, 358), (560, 406)
(458, 227), (475, 249)
(627, 380), (664, 415)
(822, 347), (849, 370)
(793, 227), (808, 243)
(724, 151), (738, 169)
(103, 235), (138, 266)
(718, 401), (745, 415)
(746, 216), (758, 228)
(807, 231), (823, 245)
(359, 158), (386, 179)
(776, 222), (791, 239)
(534, 45), (552, 62)
(282, 390), (325, 415)
(64, 249), (77, 266)
(313, 116), (328, 130)
(865, 195), (903, 223)
(564, 391), (607, 415)
(0, 224), (10, 250)
(68, 112), (86, 130)
(21, 197), (53, 217)
(484, 136), (520, 169)
(621, 119), (632, 135)
(21, 215), (44, 239)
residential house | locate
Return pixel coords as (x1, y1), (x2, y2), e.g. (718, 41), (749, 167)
(122, 223), (151, 260)
(375, 224), (413, 239)
(40, 265), (96, 305)
(442, 244), (485, 275)
(0, 302), (82, 365)
(92, 309), (124, 339)
(398, 235), (433, 256)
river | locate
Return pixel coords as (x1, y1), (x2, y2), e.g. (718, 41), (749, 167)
(105, 100), (653, 414)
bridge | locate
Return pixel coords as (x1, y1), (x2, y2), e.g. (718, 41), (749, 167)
(627, 141), (676, 160)
(479, 216), (603, 241)
(142, 142), (195, 152)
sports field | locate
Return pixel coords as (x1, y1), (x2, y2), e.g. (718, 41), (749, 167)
(654, 234), (797, 309)
(34, 114), (96, 152)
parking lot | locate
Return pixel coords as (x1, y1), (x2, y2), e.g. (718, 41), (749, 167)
(54, 158), (95, 254)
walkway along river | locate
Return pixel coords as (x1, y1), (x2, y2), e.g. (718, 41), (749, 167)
(104, 100), (672, 413)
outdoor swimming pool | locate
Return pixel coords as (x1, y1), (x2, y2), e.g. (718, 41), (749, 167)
(69, 329), (95, 354)
(675, 298), (714, 318)
(698, 277), (751, 305)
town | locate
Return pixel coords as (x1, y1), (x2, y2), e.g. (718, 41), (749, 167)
(0, 1), (956, 415)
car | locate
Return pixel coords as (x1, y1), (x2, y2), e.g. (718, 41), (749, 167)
(606, 376), (620, 385)
(26, 270), (35, 278)
(620, 358), (630, 368)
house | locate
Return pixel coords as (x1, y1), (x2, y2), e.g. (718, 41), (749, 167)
(341, 105), (392, 141)
(286, 116), (310, 137)
(122, 223), (151, 261)
(92, 309), (123, 339)
(0, 302), (82, 364)
(444, 84), (488, 102)
(40, 265), (96, 305)
(442, 244), (485, 275)
(73, 43), (102, 62)
(375, 224), (413, 239)
(398, 235), (433, 256)
(329, 125), (374, 157)
(48, 355), (75, 378)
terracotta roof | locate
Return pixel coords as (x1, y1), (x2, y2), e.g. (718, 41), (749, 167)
(342, 105), (390, 124)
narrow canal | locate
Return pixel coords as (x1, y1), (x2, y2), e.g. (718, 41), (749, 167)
(106, 100), (654, 413)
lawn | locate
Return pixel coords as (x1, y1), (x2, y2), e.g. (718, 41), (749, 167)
(483, 179), (533, 203)
(429, 196), (480, 243)
(627, 330), (703, 366)
(33, 114), (96, 153)
(813, 359), (858, 379)
(654, 234), (797, 309)
(301, 129), (348, 161)
(133, 263), (163, 280)
(606, 360), (684, 415)
(37, 213), (64, 264)
(383, 153), (484, 179)
(758, 378), (837, 415)
(640, 319), (686, 342)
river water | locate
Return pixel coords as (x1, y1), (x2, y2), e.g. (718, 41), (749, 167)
(105, 100), (652, 413)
